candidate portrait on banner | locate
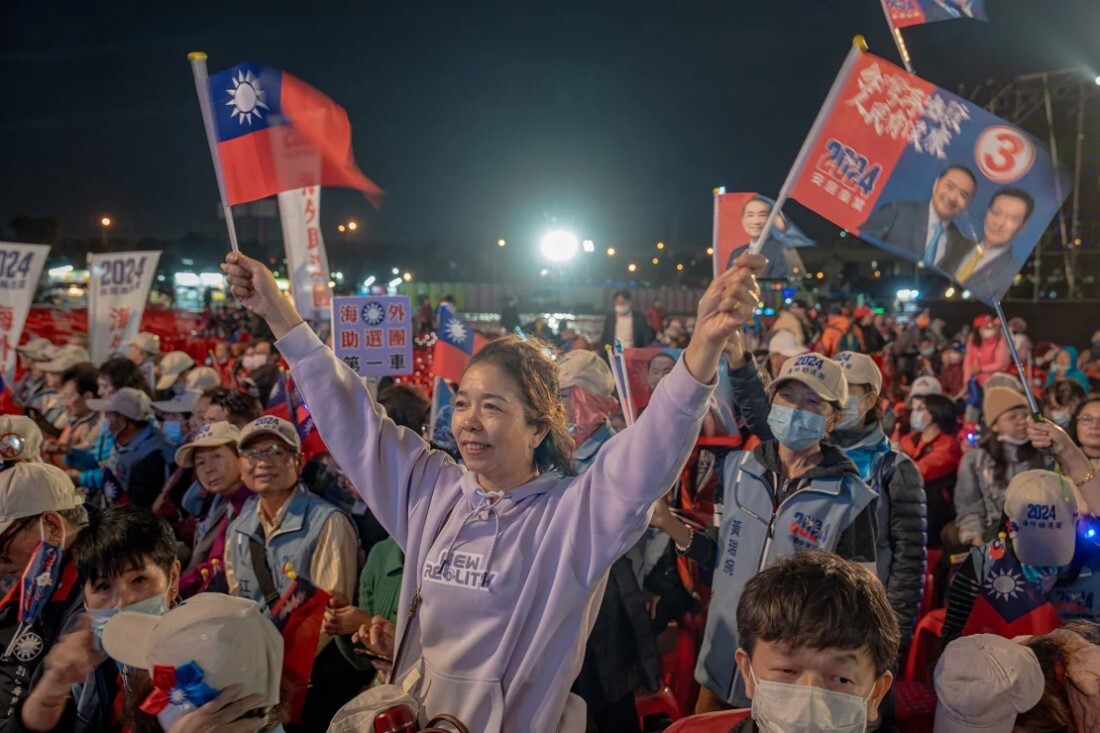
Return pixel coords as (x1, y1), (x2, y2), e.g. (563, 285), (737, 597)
(714, 193), (813, 280)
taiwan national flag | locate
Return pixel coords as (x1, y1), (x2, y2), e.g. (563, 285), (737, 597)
(433, 308), (489, 384)
(268, 575), (331, 723)
(713, 192), (814, 279)
(429, 376), (458, 453)
(882, 0), (988, 29)
(782, 47), (1069, 306)
(204, 63), (385, 207)
(962, 543), (1062, 638)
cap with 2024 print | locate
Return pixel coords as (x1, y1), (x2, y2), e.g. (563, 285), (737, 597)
(86, 388), (152, 422)
(1005, 469), (1079, 567)
(175, 421), (241, 468)
(833, 351), (883, 394)
(934, 634), (1043, 733)
(0, 463), (83, 536)
(238, 415), (301, 452)
(767, 353), (848, 404)
(102, 594), (283, 711)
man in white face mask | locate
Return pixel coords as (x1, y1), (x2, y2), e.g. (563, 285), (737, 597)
(730, 552), (898, 733)
(599, 289), (655, 353)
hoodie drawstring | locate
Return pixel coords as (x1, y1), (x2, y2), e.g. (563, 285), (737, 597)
(439, 488), (503, 588)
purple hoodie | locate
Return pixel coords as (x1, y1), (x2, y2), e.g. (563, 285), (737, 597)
(278, 324), (713, 731)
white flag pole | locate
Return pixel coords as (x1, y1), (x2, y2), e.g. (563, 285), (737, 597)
(188, 51), (241, 254)
(879, 0), (916, 74)
(750, 36), (868, 256)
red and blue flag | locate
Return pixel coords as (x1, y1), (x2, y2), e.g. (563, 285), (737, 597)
(432, 308), (489, 384)
(882, 0), (987, 29)
(204, 63), (384, 207)
(713, 192), (813, 279)
(962, 544), (1062, 638)
(267, 574), (330, 723)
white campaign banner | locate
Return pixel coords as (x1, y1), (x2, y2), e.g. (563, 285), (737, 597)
(88, 251), (161, 364)
(0, 242), (49, 375)
(277, 186), (332, 321)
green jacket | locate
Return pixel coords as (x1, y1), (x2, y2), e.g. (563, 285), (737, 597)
(335, 538), (405, 670)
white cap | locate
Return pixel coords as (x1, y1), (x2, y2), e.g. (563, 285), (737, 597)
(123, 332), (160, 355)
(934, 635), (1043, 733)
(151, 390), (201, 415)
(16, 338), (57, 362)
(1005, 469), (1079, 567)
(768, 330), (808, 358)
(175, 421), (241, 468)
(0, 463), (83, 535)
(102, 594), (283, 711)
(238, 416), (301, 452)
(86, 387), (151, 422)
(39, 345), (91, 374)
(155, 351), (196, 391)
(910, 375), (943, 399)
(557, 350), (614, 397)
(768, 354), (848, 404)
(183, 366), (221, 393)
(834, 351), (883, 394)
(0, 416), (43, 463)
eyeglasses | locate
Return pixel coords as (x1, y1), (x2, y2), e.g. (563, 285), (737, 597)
(241, 443), (296, 463)
(0, 516), (36, 564)
(1078, 415), (1100, 425)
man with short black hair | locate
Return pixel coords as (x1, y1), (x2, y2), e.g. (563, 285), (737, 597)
(943, 187), (1035, 303)
(599, 290), (654, 353)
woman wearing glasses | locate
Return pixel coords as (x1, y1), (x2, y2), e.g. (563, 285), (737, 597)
(1071, 395), (1100, 472)
(223, 250), (763, 732)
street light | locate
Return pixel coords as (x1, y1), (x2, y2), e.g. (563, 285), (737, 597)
(403, 272), (412, 282)
(498, 239), (506, 247)
(338, 225), (346, 233)
(651, 257), (659, 265)
(606, 247), (616, 256)
(676, 263), (684, 271)
(347, 221), (358, 231)
(706, 247), (714, 256)
(656, 242), (664, 250)
(391, 267), (400, 275)
(539, 229), (580, 263)
(99, 216), (112, 247)
(628, 263), (637, 272)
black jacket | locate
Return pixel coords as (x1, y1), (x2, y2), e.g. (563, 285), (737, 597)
(599, 311), (654, 353)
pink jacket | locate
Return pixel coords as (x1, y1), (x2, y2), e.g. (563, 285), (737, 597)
(963, 335), (1010, 387)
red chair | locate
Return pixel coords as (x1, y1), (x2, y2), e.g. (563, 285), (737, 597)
(635, 686), (681, 729)
(917, 548), (943, 622)
(659, 621), (701, 719)
(664, 709), (751, 732)
(903, 608), (946, 684)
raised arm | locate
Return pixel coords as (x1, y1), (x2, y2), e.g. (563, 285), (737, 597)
(722, 330), (774, 441)
(225, 253), (462, 547)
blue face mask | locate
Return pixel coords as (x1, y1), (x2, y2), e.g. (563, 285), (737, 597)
(162, 421), (184, 445)
(87, 592), (170, 642)
(768, 403), (827, 451)
(1020, 564), (1061, 593)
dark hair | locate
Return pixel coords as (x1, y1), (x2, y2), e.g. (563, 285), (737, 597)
(1015, 620), (1100, 733)
(981, 430), (1044, 486)
(466, 334), (575, 476)
(937, 164), (978, 189)
(61, 362), (98, 396)
(98, 357), (152, 396)
(202, 387), (263, 428)
(741, 196), (771, 216)
(378, 384), (431, 434)
(73, 506), (178, 585)
(1043, 378), (1085, 410)
(737, 552), (900, 676)
(991, 187), (1035, 223)
(242, 364), (280, 407)
(612, 289), (632, 302)
(1070, 393), (1100, 448)
(916, 393), (959, 435)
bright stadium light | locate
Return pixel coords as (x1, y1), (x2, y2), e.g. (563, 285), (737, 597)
(539, 229), (580, 263)
(582, 239), (595, 253)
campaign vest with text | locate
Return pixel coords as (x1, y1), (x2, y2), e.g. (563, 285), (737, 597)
(695, 450), (877, 706)
(1050, 558), (1100, 624)
(228, 485), (342, 609)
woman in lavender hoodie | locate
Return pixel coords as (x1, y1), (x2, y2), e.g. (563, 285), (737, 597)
(223, 251), (764, 732)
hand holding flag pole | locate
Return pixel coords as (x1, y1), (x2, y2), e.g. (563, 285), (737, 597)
(188, 52), (241, 254)
(749, 37), (869, 257)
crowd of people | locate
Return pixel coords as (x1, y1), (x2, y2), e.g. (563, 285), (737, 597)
(0, 250), (1095, 732)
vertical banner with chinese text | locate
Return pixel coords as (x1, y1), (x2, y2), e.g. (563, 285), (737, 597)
(88, 251), (161, 364)
(332, 296), (412, 377)
(277, 187), (332, 322)
(0, 243), (49, 375)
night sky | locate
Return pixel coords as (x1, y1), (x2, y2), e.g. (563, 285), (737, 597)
(2, 1), (1097, 264)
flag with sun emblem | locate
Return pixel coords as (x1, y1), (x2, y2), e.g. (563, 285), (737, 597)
(433, 307), (489, 384)
(203, 63), (385, 208)
(962, 539), (1062, 638)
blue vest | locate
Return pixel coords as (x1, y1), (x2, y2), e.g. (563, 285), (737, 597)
(105, 425), (174, 497)
(1051, 557), (1100, 623)
(695, 449), (877, 706)
(227, 485), (343, 609)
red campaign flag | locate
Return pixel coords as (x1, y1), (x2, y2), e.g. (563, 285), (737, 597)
(267, 575), (331, 723)
(432, 308), (489, 384)
(882, 0), (988, 30)
(202, 63), (384, 207)
(713, 193), (814, 280)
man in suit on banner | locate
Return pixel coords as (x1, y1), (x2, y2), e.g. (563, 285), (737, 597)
(943, 187), (1034, 304)
(725, 197), (792, 280)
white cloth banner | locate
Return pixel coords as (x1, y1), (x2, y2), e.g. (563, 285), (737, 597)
(277, 187), (332, 321)
(88, 251), (161, 364)
(0, 242), (49, 375)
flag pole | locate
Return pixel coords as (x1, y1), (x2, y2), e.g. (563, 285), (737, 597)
(993, 300), (1041, 416)
(750, 36), (868, 256)
(879, 0), (916, 74)
(187, 51), (241, 254)
(711, 187), (721, 275)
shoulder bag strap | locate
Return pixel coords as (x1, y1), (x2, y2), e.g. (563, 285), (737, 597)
(248, 525), (282, 608)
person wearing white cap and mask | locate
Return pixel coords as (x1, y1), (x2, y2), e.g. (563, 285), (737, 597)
(102, 593), (284, 732)
(154, 352), (196, 399)
(123, 333), (160, 370)
(84, 388), (175, 509)
(653, 336), (878, 713)
(934, 634), (1044, 733)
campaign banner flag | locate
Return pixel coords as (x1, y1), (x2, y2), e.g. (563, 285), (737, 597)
(429, 376), (458, 453)
(0, 244), (49, 376)
(433, 307), (489, 384)
(88, 251), (162, 364)
(203, 63), (384, 207)
(277, 187), (332, 321)
(267, 575), (331, 723)
(713, 194), (814, 279)
(882, 0), (987, 29)
(785, 50), (1069, 306)
(333, 296), (413, 377)
(622, 348), (736, 434)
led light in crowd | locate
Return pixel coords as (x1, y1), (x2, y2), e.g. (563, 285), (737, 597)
(945, 287), (956, 298)
(539, 229), (580, 263)
(896, 289), (920, 301)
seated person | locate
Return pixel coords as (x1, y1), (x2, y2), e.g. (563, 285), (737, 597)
(933, 634), (1044, 733)
(1014, 620), (1100, 732)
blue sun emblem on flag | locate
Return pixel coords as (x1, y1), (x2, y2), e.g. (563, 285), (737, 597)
(361, 302), (386, 326)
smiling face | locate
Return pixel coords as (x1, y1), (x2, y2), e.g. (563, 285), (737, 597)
(239, 437), (301, 496)
(742, 199), (772, 240)
(931, 168), (976, 220)
(1076, 401), (1100, 453)
(452, 362), (547, 491)
(984, 194), (1029, 248)
(647, 354), (676, 391)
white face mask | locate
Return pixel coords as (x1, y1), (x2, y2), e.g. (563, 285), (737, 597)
(837, 395), (864, 431)
(750, 665), (872, 733)
(909, 409), (929, 432)
(614, 304), (631, 316)
(997, 433), (1029, 446)
(1050, 409), (1071, 428)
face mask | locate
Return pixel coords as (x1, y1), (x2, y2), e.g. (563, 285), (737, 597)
(162, 421), (184, 445)
(837, 396), (864, 431)
(614, 305), (631, 316)
(910, 409), (930, 432)
(1050, 409), (1071, 428)
(920, 347), (935, 357)
(750, 665), (871, 733)
(997, 434), (1029, 447)
(241, 354), (266, 371)
(87, 592), (170, 641)
(768, 404), (827, 451)
(981, 328), (998, 340)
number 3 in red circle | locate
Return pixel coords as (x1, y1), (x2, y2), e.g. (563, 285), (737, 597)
(975, 125), (1035, 184)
